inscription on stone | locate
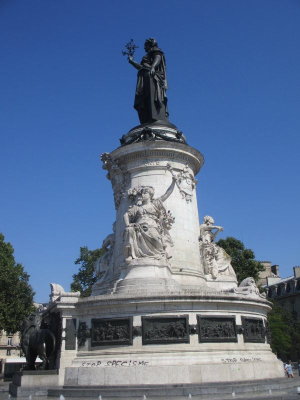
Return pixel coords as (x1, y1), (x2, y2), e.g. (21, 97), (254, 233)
(91, 318), (132, 347)
(242, 317), (265, 343)
(142, 316), (189, 345)
(197, 316), (237, 343)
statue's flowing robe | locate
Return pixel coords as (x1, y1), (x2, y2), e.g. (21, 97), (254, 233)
(134, 48), (168, 124)
(124, 199), (167, 259)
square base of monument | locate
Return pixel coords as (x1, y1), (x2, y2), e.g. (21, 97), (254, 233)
(53, 291), (284, 388)
(64, 351), (284, 386)
(9, 370), (58, 397)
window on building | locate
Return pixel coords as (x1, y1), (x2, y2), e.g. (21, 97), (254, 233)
(7, 337), (12, 346)
(277, 285), (282, 296)
(6, 349), (11, 356)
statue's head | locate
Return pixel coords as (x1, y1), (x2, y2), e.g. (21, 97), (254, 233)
(141, 186), (155, 199)
(203, 215), (214, 225)
(144, 38), (158, 52)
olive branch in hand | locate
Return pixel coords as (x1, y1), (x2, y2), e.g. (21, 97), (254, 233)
(122, 39), (138, 59)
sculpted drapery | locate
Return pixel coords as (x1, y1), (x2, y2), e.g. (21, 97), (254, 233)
(128, 38), (168, 124)
(124, 177), (176, 263)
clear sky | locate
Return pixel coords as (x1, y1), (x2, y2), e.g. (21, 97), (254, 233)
(1, 0), (299, 303)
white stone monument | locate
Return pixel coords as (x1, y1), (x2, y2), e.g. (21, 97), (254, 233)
(46, 131), (284, 388)
(23, 38), (285, 395)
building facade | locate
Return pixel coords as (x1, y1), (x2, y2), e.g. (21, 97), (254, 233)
(0, 331), (21, 374)
(266, 266), (300, 320)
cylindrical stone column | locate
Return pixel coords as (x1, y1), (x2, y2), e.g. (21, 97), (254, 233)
(93, 141), (205, 295)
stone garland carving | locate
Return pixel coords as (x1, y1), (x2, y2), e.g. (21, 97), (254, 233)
(232, 277), (266, 299)
(91, 318), (132, 346)
(168, 164), (197, 202)
(142, 316), (189, 344)
(197, 316), (237, 343)
(101, 153), (130, 209)
(242, 317), (266, 343)
(199, 216), (237, 280)
(123, 169), (176, 264)
(77, 322), (90, 348)
(94, 223), (115, 284)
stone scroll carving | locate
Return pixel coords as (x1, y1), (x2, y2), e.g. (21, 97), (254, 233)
(199, 216), (236, 280)
(197, 316), (237, 343)
(123, 169), (176, 264)
(101, 153), (130, 209)
(91, 318), (132, 346)
(168, 164), (197, 202)
(142, 316), (189, 344)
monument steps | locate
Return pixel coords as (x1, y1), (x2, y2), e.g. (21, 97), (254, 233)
(48, 377), (300, 399)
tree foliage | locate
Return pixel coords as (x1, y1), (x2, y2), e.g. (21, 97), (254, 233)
(71, 246), (104, 297)
(217, 237), (264, 284)
(0, 233), (35, 333)
(268, 302), (300, 361)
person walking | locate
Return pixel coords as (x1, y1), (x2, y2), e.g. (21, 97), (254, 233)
(285, 361), (294, 378)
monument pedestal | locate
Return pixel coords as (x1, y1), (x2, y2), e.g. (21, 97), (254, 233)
(92, 141), (208, 297)
(48, 289), (284, 389)
(9, 370), (58, 397)
(40, 140), (284, 393)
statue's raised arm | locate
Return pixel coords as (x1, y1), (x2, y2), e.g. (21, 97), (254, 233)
(199, 216), (223, 244)
(158, 173), (177, 203)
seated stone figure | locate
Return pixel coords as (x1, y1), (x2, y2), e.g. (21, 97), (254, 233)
(123, 175), (176, 264)
(199, 216), (236, 280)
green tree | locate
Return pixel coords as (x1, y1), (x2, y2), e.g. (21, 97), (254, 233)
(268, 302), (292, 360)
(267, 302), (300, 361)
(217, 237), (264, 284)
(0, 233), (35, 333)
(71, 246), (104, 297)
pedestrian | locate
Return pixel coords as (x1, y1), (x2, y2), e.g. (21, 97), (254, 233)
(285, 361), (294, 378)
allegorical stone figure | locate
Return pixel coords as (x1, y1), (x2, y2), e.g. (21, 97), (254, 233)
(124, 174), (176, 263)
(199, 216), (236, 280)
(128, 38), (168, 124)
(94, 224), (115, 283)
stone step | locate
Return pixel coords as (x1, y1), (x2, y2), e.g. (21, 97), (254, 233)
(48, 377), (300, 399)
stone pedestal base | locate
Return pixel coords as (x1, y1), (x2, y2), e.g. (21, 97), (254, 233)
(65, 350), (283, 387)
(115, 263), (181, 294)
(54, 291), (284, 388)
(9, 370), (58, 397)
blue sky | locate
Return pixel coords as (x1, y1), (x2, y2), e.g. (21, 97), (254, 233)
(1, 0), (299, 303)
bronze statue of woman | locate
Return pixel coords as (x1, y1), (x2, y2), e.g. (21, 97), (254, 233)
(128, 38), (169, 125)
